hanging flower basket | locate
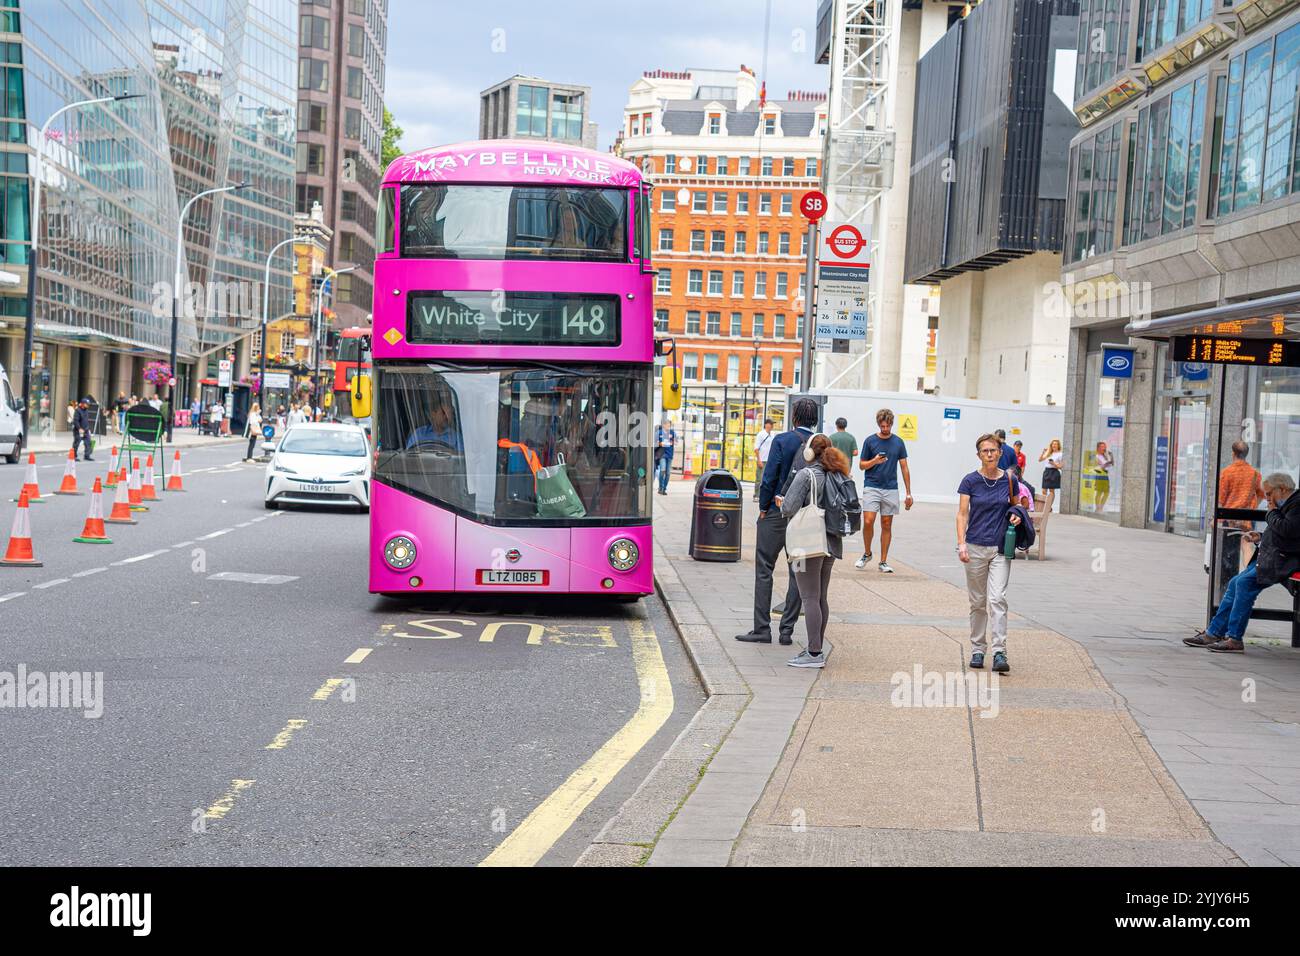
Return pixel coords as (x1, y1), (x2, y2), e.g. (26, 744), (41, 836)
(143, 361), (173, 386)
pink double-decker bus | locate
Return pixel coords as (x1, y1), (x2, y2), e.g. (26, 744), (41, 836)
(368, 140), (655, 598)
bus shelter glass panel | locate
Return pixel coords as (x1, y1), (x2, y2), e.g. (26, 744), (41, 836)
(1080, 350), (1127, 522)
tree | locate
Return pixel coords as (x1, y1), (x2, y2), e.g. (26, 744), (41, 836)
(381, 108), (404, 173)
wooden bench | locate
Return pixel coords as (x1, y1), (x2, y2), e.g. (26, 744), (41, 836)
(1282, 572), (1300, 647)
(1027, 490), (1052, 560)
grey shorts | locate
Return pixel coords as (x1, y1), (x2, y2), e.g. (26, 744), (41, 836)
(861, 487), (900, 515)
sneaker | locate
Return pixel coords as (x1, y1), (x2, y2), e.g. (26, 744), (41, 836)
(970, 652), (984, 669)
(787, 650), (825, 669)
(879, 562), (894, 574)
(1208, 638), (1245, 654)
(855, 552), (871, 569)
(1183, 631), (1220, 648)
(992, 652), (1010, 673)
(734, 631), (773, 644)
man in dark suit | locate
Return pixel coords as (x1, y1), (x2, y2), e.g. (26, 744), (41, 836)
(734, 398), (818, 645)
(71, 398), (94, 461)
(1184, 472), (1300, 653)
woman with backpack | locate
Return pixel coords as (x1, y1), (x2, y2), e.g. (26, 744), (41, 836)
(780, 434), (853, 669)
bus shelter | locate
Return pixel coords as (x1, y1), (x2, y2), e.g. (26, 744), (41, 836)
(1128, 296), (1300, 646)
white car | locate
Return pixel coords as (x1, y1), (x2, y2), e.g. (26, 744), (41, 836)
(0, 362), (24, 464)
(264, 422), (371, 511)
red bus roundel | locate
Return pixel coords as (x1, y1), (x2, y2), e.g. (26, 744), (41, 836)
(825, 224), (866, 260)
(799, 190), (828, 221)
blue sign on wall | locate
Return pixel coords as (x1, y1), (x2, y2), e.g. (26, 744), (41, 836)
(1178, 362), (1210, 382)
(1107, 416), (1124, 429)
(1152, 436), (1168, 524)
(1102, 347), (1135, 378)
(944, 408), (961, 420)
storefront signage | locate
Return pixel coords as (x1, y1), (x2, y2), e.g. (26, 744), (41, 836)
(1101, 347), (1134, 378)
(1152, 436), (1168, 524)
(407, 291), (620, 347)
(1172, 335), (1300, 367)
(1107, 416), (1124, 429)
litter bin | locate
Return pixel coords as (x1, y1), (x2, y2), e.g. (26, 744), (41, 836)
(688, 469), (743, 562)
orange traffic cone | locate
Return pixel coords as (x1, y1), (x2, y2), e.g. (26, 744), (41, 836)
(73, 477), (112, 544)
(141, 454), (159, 502)
(0, 489), (41, 566)
(127, 458), (148, 511)
(105, 449), (119, 488)
(55, 449), (83, 495)
(106, 469), (137, 525)
(13, 452), (43, 503)
(166, 450), (186, 492)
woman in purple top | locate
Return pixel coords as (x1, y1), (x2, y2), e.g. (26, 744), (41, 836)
(956, 433), (1023, 674)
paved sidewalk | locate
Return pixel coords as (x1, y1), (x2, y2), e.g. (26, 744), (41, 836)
(638, 475), (1293, 866)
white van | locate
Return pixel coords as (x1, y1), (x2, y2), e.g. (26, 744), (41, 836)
(0, 362), (24, 464)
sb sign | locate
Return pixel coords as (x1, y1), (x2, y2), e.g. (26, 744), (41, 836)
(799, 190), (828, 221)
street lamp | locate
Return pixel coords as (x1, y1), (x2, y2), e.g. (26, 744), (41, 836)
(20, 92), (141, 441)
(313, 266), (353, 413)
(258, 235), (296, 411)
(168, 181), (247, 440)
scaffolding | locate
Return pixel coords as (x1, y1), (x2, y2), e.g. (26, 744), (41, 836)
(817, 0), (899, 388)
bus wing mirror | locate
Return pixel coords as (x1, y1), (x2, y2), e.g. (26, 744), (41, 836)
(661, 365), (681, 411)
(351, 374), (373, 419)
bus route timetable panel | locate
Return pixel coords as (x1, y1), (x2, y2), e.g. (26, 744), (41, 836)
(1172, 334), (1300, 367)
(406, 291), (621, 347)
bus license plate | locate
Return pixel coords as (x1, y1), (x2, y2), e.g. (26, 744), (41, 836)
(477, 569), (549, 585)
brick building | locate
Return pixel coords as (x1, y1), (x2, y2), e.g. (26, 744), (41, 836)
(620, 67), (826, 392)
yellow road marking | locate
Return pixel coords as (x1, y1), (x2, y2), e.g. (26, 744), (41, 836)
(204, 779), (255, 821)
(264, 718), (308, 750)
(344, 648), (371, 664)
(479, 617), (674, 867)
(312, 678), (345, 701)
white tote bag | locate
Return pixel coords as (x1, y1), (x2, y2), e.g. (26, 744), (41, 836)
(785, 470), (830, 563)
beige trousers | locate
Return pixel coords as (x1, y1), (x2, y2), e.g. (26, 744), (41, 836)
(964, 544), (1009, 654)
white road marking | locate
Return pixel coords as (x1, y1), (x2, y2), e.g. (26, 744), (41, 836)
(197, 529), (233, 540)
(72, 567), (108, 578)
(111, 550), (168, 566)
(171, 541), (195, 548)
(343, 648), (371, 664)
(32, 578), (69, 590)
(0, 592), (24, 603)
(234, 521), (253, 528)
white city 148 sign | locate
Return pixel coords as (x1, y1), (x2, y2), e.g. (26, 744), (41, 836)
(815, 221), (871, 354)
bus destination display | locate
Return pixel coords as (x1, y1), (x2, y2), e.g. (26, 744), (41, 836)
(1172, 335), (1300, 367)
(407, 291), (620, 347)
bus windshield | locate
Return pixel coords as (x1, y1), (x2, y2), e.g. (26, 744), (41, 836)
(375, 362), (650, 523)
(400, 185), (627, 261)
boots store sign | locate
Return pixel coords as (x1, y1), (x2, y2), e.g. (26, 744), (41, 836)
(1101, 346), (1135, 379)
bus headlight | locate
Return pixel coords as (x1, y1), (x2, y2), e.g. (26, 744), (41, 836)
(384, 536), (417, 570)
(608, 538), (639, 572)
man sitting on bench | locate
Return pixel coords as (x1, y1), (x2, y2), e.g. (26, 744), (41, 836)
(1185, 472), (1300, 654)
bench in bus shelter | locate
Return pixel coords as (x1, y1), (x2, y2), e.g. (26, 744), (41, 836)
(1216, 506), (1300, 648)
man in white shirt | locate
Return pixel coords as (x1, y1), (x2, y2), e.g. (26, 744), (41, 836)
(752, 418), (775, 502)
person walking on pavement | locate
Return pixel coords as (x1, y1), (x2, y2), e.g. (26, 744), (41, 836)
(735, 399), (817, 646)
(1217, 440), (1266, 575)
(208, 400), (224, 436)
(1184, 473), (1300, 653)
(957, 433), (1027, 673)
(244, 402), (263, 462)
(994, 429), (1018, 472)
(653, 416), (676, 495)
(829, 417), (858, 462)
(71, 398), (94, 461)
(114, 392), (129, 434)
(781, 433), (850, 669)
(1038, 438), (1063, 509)
(752, 418), (776, 502)
(856, 408), (913, 573)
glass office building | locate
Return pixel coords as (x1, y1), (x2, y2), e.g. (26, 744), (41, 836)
(1061, 1), (1300, 535)
(0, 0), (295, 438)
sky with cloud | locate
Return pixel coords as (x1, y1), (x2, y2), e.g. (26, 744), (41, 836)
(386, 0), (830, 154)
